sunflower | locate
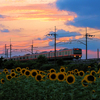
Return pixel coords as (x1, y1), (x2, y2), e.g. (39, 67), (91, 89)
(16, 67), (21, 73)
(84, 74), (96, 83)
(97, 69), (100, 73)
(81, 79), (88, 87)
(30, 69), (38, 77)
(37, 70), (40, 73)
(49, 72), (57, 81)
(19, 73), (23, 76)
(3, 69), (8, 74)
(92, 90), (95, 93)
(10, 72), (16, 78)
(20, 68), (26, 75)
(90, 70), (97, 76)
(67, 71), (71, 74)
(74, 69), (78, 74)
(1, 78), (5, 84)
(57, 72), (66, 82)
(47, 70), (50, 72)
(78, 70), (84, 77)
(35, 74), (43, 81)
(86, 71), (90, 74)
(75, 72), (79, 76)
(70, 71), (74, 75)
(65, 74), (75, 85)
(15, 74), (19, 78)
(42, 71), (46, 74)
(49, 68), (56, 73)
(88, 66), (91, 68)
(60, 67), (65, 72)
(98, 75), (100, 78)
(3, 68), (8, 72)
(6, 75), (12, 81)
(60, 66), (64, 68)
(24, 70), (31, 77)
(65, 67), (68, 69)
(39, 71), (46, 74)
(64, 72), (67, 76)
(42, 75), (45, 79)
(46, 73), (50, 79)
(4, 71), (10, 74)
(11, 69), (15, 73)
(26, 67), (29, 70)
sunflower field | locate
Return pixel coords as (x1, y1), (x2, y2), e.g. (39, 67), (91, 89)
(0, 63), (100, 100)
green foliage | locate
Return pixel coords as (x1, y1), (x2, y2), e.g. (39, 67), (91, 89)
(56, 58), (65, 66)
(0, 59), (100, 100)
(36, 55), (48, 65)
(64, 60), (72, 65)
(0, 56), (4, 68)
(39, 64), (55, 71)
(0, 69), (100, 100)
(2, 60), (16, 69)
(61, 63), (91, 72)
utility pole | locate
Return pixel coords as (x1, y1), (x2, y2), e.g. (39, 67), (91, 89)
(5, 44), (6, 58)
(31, 40), (33, 54)
(54, 26), (56, 66)
(97, 49), (99, 59)
(31, 40), (38, 54)
(46, 26), (57, 66)
(85, 27), (95, 60)
(86, 27), (87, 60)
(7, 49), (8, 58)
(5, 44), (9, 58)
(10, 39), (12, 59)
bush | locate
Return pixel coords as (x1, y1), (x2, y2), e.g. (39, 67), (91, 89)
(0, 56), (4, 68)
(64, 60), (72, 65)
(39, 64), (55, 71)
(36, 55), (48, 66)
(3, 60), (16, 69)
(56, 58), (65, 66)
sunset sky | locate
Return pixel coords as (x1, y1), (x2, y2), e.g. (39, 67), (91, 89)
(0, 0), (100, 59)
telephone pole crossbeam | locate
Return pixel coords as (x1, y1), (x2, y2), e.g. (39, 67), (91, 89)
(46, 26), (57, 66)
(85, 27), (95, 60)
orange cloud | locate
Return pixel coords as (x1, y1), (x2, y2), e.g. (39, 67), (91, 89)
(0, 3), (76, 21)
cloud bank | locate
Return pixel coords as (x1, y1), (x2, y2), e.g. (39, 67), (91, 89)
(56, 0), (100, 29)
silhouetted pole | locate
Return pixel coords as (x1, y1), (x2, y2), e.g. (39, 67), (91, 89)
(31, 40), (33, 54)
(10, 39), (12, 59)
(31, 40), (38, 54)
(54, 26), (56, 66)
(7, 49), (8, 58)
(5, 44), (6, 58)
(97, 49), (99, 59)
(46, 26), (57, 66)
(86, 27), (87, 60)
(85, 27), (95, 60)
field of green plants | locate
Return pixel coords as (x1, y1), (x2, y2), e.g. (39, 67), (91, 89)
(0, 56), (100, 100)
(0, 62), (100, 100)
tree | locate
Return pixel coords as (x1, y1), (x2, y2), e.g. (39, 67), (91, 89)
(36, 55), (48, 65)
(0, 56), (4, 68)
(56, 58), (64, 66)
